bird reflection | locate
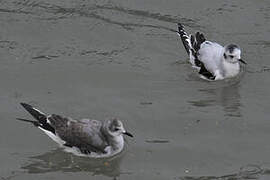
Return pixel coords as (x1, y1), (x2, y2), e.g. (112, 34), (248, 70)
(219, 83), (241, 117)
(188, 79), (242, 117)
(21, 148), (123, 178)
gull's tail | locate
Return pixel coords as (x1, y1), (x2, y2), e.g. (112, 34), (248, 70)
(16, 118), (39, 126)
(177, 23), (206, 67)
(18, 103), (55, 134)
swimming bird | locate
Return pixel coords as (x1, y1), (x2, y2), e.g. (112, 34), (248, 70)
(177, 23), (246, 80)
(17, 103), (133, 158)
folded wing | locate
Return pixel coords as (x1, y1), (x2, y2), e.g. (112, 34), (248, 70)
(48, 114), (108, 154)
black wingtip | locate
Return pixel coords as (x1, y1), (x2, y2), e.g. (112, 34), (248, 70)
(19, 102), (47, 123)
(18, 103), (55, 134)
(177, 23), (183, 28)
(20, 102), (32, 109)
(177, 23), (184, 32)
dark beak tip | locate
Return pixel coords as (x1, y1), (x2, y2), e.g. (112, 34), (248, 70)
(239, 59), (247, 65)
(124, 132), (134, 138)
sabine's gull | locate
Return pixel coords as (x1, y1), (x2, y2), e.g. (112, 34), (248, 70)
(17, 103), (133, 158)
(177, 23), (246, 80)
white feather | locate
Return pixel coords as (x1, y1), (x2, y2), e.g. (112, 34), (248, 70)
(38, 127), (65, 146)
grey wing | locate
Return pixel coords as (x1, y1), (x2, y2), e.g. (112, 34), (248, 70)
(48, 114), (108, 154)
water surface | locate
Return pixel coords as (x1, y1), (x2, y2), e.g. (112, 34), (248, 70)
(1, 0), (270, 179)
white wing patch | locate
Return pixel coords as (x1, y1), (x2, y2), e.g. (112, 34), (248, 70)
(32, 107), (45, 115)
(38, 127), (66, 145)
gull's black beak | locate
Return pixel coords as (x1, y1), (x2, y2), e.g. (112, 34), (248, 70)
(239, 59), (247, 65)
(123, 131), (133, 138)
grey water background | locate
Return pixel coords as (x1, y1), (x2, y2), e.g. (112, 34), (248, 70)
(1, 0), (270, 179)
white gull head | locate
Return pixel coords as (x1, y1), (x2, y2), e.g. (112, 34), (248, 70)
(223, 44), (244, 64)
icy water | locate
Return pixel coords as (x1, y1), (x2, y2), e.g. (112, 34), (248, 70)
(1, 0), (270, 179)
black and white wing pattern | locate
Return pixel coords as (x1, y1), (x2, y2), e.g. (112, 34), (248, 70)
(177, 23), (215, 80)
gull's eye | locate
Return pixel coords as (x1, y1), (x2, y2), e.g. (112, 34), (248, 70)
(114, 127), (120, 131)
(229, 55), (234, 58)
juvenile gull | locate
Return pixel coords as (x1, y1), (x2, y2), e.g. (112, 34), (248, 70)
(177, 23), (246, 80)
(17, 103), (133, 158)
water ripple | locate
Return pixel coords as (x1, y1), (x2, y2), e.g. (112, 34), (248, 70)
(20, 148), (123, 177)
(180, 164), (263, 180)
(1, 0), (200, 32)
(92, 4), (198, 27)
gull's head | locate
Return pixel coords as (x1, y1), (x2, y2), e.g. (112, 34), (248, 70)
(223, 44), (246, 64)
(107, 118), (133, 138)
